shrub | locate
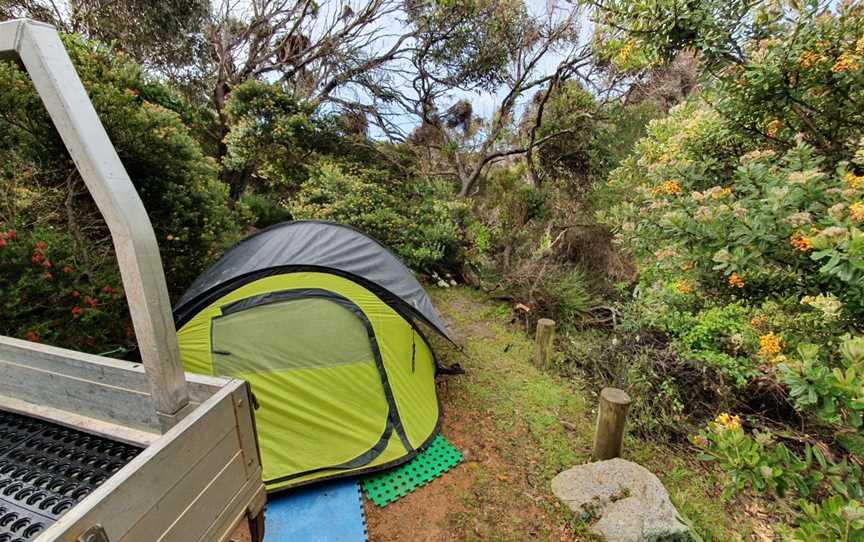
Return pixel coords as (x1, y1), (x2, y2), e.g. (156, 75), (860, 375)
(290, 160), (466, 272)
(0, 34), (237, 296)
(239, 193), (294, 228)
(546, 269), (595, 323)
(0, 226), (130, 354)
(597, 5), (864, 535)
(692, 406), (863, 540)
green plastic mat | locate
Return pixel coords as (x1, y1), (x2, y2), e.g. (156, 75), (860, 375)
(362, 435), (462, 506)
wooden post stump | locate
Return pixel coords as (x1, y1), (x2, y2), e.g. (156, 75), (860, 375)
(534, 318), (556, 369)
(592, 387), (631, 461)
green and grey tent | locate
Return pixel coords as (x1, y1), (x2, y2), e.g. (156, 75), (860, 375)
(173, 220), (452, 492)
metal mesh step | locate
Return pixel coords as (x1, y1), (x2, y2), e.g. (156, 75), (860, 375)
(0, 410), (141, 541)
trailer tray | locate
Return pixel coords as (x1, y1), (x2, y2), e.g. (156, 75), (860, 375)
(0, 410), (141, 541)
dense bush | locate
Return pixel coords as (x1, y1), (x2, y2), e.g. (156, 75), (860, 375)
(290, 160), (467, 272)
(534, 82), (660, 193)
(0, 35), (237, 294)
(597, 5), (864, 537)
(0, 226), (130, 354)
(0, 35), (238, 353)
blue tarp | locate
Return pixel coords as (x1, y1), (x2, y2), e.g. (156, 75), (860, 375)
(264, 479), (367, 542)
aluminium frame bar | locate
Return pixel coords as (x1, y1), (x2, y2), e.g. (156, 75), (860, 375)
(0, 19), (190, 430)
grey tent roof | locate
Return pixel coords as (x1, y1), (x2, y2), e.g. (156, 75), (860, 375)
(174, 220), (453, 342)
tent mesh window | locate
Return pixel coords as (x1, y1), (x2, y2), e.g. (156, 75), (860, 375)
(212, 297), (376, 375)
(0, 410), (141, 540)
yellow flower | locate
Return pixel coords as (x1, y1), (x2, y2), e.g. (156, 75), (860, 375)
(790, 231), (814, 252)
(845, 172), (864, 189)
(758, 331), (783, 358)
(857, 37), (864, 55)
(661, 180), (682, 195)
(166, 234), (174, 241)
(799, 51), (821, 69)
(766, 119), (783, 137)
(728, 272), (745, 289)
(674, 281), (692, 294)
(832, 51), (860, 73)
(770, 354), (788, 365)
(850, 202), (864, 222)
(615, 40), (636, 66)
(712, 412), (742, 431)
(710, 187), (733, 199)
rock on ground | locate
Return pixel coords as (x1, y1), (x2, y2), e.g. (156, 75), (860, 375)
(551, 458), (691, 542)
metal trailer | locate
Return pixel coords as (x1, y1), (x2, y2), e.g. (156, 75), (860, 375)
(0, 19), (266, 542)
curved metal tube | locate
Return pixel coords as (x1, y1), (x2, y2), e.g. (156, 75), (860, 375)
(0, 19), (190, 430)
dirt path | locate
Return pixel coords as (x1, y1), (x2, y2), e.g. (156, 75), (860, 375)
(364, 287), (756, 542)
(364, 288), (584, 542)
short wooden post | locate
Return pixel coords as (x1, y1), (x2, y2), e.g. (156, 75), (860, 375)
(534, 318), (556, 369)
(592, 387), (631, 461)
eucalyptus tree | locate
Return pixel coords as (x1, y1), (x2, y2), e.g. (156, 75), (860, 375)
(401, 0), (597, 197)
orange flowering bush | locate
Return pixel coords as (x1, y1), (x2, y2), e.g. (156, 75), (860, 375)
(595, 1), (864, 536)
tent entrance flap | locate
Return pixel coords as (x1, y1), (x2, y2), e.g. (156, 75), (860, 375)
(211, 292), (399, 481)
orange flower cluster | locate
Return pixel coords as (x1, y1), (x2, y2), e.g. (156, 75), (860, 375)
(653, 180), (682, 196)
(758, 331), (783, 358)
(766, 119), (783, 137)
(674, 281), (692, 294)
(728, 272), (745, 288)
(832, 51), (860, 73)
(790, 232), (814, 252)
(799, 51), (821, 68)
(750, 315), (767, 328)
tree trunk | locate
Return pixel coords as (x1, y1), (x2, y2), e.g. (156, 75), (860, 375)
(525, 146), (541, 189)
(213, 79), (252, 203)
(458, 164), (483, 198)
(214, 80), (232, 187)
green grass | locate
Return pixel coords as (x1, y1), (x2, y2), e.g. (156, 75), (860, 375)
(430, 286), (754, 541)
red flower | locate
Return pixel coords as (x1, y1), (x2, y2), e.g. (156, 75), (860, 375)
(25, 330), (39, 342)
(35, 241), (47, 250)
(41, 259), (52, 269)
(62, 266), (73, 274)
(70, 290), (81, 298)
(0, 238), (6, 249)
(6, 230), (16, 240)
(31, 252), (44, 265)
(125, 327), (134, 338)
(43, 271), (53, 281)
(71, 306), (83, 316)
(101, 285), (114, 295)
(84, 296), (97, 308)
